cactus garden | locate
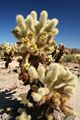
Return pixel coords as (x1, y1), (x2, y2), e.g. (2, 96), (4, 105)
(0, 10), (80, 120)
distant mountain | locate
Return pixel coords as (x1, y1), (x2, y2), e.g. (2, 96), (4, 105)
(65, 48), (80, 54)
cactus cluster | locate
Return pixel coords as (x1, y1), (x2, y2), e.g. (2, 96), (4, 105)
(11, 11), (77, 120)
(2, 43), (12, 54)
(12, 10), (59, 67)
(2, 42), (18, 56)
(1, 43), (19, 68)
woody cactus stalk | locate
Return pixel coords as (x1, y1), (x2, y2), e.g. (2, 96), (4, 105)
(12, 10), (77, 120)
(2, 43), (14, 68)
(54, 44), (64, 63)
(1, 43), (18, 68)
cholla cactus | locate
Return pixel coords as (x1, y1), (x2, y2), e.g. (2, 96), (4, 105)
(26, 64), (77, 116)
(44, 63), (77, 98)
(2, 43), (12, 54)
(2, 42), (18, 56)
(12, 10), (59, 69)
(27, 63), (77, 99)
(19, 63), (76, 102)
(1, 42), (19, 68)
(12, 10), (77, 119)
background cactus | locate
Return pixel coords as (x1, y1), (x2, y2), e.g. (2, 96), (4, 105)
(1, 43), (13, 68)
(1, 42), (19, 68)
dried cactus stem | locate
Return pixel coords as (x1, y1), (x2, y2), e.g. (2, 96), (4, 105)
(22, 53), (30, 65)
(4, 52), (13, 68)
(55, 45), (64, 63)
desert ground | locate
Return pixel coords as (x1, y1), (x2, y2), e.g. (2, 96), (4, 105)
(0, 60), (80, 120)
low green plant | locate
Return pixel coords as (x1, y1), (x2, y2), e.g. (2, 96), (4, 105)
(62, 54), (77, 63)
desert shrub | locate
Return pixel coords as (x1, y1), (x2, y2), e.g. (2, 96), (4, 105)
(76, 55), (80, 64)
(0, 50), (4, 60)
(62, 54), (77, 63)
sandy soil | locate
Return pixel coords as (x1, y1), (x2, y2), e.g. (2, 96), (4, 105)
(0, 60), (80, 120)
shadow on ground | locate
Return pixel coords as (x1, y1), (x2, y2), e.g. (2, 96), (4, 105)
(0, 90), (24, 120)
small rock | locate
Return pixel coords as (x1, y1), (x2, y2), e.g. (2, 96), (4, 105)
(64, 115), (76, 120)
(53, 109), (65, 120)
(13, 69), (18, 73)
(9, 86), (17, 91)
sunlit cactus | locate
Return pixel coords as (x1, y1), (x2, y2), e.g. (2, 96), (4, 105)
(12, 10), (59, 70)
(23, 63), (76, 99)
(26, 64), (77, 116)
(12, 10), (77, 119)
(44, 63), (77, 98)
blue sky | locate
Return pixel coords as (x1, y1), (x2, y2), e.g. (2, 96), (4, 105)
(0, 0), (80, 48)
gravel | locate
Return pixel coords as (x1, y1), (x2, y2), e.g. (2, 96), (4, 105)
(0, 61), (80, 120)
